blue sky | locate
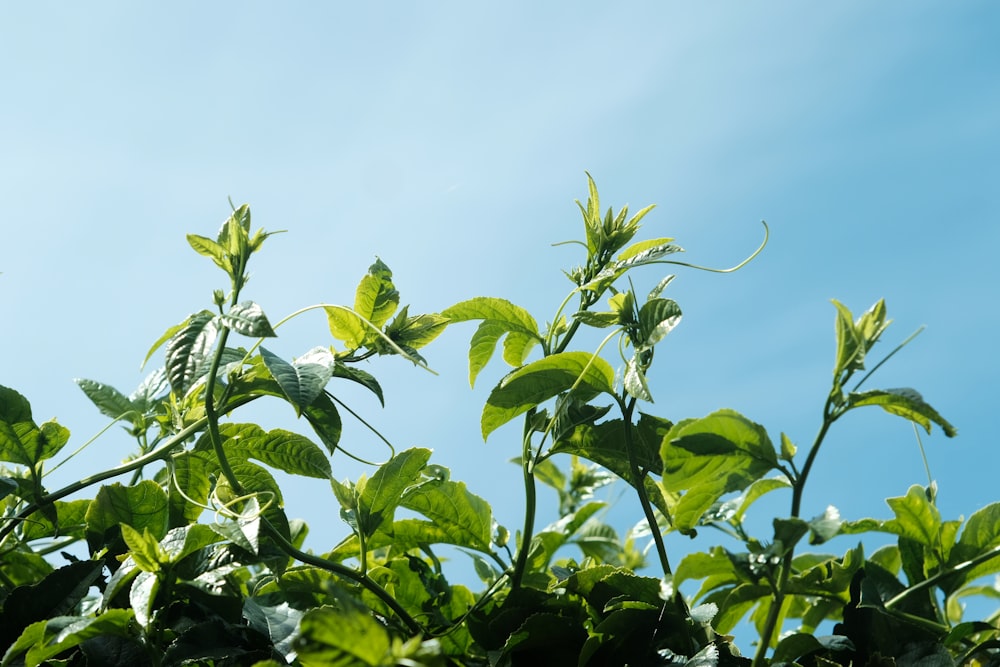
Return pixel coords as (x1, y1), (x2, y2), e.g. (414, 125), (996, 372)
(2, 2), (999, 616)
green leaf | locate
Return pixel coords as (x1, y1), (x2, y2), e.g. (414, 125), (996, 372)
(847, 388), (957, 437)
(186, 234), (230, 272)
(383, 308), (448, 351)
(582, 241), (684, 291)
(260, 346), (332, 416)
(196, 423), (332, 480)
(354, 257), (399, 330)
(0, 386), (70, 467)
(85, 480), (170, 551)
(356, 448), (431, 537)
(158, 523), (223, 563)
(638, 298), (682, 346)
(660, 410), (779, 534)
(303, 391), (343, 456)
(165, 451), (212, 526)
(294, 606), (391, 666)
(400, 479), (494, 552)
(550, 418), (662, 486)
(221, 301), (277, 337)
(441, 297), (542, 386)
(244, 599), (303, 663)
(624, 357), (653, 402)
(330, 362), (384, 406)
(885, 484), (942, 549)
(120, 524), (167, 572)
(572, 310), (621, 328)
(142, 319), (187, 370)
(325, 305), (367, 349)
(14, 610), (135, 667)
(617, 237), (676, 263)
(74, 379), (134, 421)
(165, 310), (219, 396)
(481, 352), (615, 440)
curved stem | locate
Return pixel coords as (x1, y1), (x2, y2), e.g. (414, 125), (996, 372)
(262, 519), (422, 634)
(0, 395), (260, 546)
(510, 409), (538, 591)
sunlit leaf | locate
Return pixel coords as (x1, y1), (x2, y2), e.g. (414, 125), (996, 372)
(354, 258), (400, 330)
(186, 233), (230, 272)
(401, 479), (494, 552)
(638, 298), (682, 346)
(221, 301), (277, 338)
(325, 306), (367, 350)
(165, 310), (219, 396)
(85, 481), (170, 550)
(357, 448), (431, 537)
(294, 605), (391, 665)
(481, 352), (615, 440)
(847, 388), (957, 437)
(624, 357), (653, 402)
(244, 599), (303, 663)
(442, 297), (542, 386)
(0, 386), (70, 467)
(660, 410), (779, 534)
(196, 423), (332, 480)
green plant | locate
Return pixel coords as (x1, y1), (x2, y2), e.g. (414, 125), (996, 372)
(1, 177), (996, 666)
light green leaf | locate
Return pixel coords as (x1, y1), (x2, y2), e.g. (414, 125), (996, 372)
(847, 388), (957, 437)
(186, 234), (230, 272)
(617, 237), (676, 263)
(354, 258), (400, 330)
(130, 570), (159, 628)
(582, 241), (684, 291)
(85, 481), (170, 550)
(481, 352), (615, 440)
(660, 410), (779, 534)
(0, 387), (70, 467)
(325, 305), (367, 349)
(159, 524), (223, 563)
(260, 347), (332, 416)
(502, 331), (539, 368)
(20, 499), (90, 541)
(294, 606), (391, 665)
(401, 480), (494, 552)
(885, 484), (942, 549)
(572, 310), (620, 328)
(357, 448), (431, 537)
(221, 301), (277, 337)
(384, 308), (449, 351)
(120, 524), (167, 572)
(442, 297), (542, 386)
(164, 310), (219, 396)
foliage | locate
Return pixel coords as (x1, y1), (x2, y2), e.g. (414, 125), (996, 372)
(1, 178), (994, 667)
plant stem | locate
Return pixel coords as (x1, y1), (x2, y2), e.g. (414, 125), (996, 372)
(619, 396), (672, 577)
(753, 400), (838, 666)
(510, 408), (538, 591)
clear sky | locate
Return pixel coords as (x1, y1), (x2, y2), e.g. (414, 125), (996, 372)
(2, 2), (998, 613)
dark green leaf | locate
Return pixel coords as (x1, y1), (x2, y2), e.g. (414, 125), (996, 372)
(330, 362), (384, 406)
(165, 310), (219, 396)
(260, 346), (331, 416)
(196, 423), (332, 480)
(74, 379), (134, 421)
(572, 310), (621, 328)
(165, 451), (212, 526)
(847, 387), (957, 437)
(638, 298), (682, 346)
(303, 391), (343, 456)
(383, 308), (448, 351)
(221, 301), (277, 337)
(481, 352), (615, 440)
(244, 599), (302, 662)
